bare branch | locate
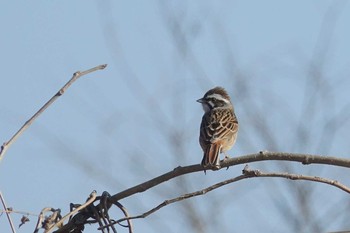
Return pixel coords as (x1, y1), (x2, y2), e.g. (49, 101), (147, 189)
(112, 165), (350, 225)
(111, 151), (350, 202)
(222, 151), (350, 168)
(242, 165), (350, 193)
(49, 152), (350, 232)
(109, 201), (133, 233)
(0, 64), (107, 162)
(0, 192), (16, 233)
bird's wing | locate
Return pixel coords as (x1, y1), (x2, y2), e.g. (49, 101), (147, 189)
(201, 108), (238, 144)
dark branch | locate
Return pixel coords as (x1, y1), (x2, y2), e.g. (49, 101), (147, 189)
(111, 165), (350, 225)
(50, 152), (350, 232)
(111, 151), (350, 202)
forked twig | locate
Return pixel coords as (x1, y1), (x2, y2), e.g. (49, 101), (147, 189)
(0, 64), (107, 162)
(241, 164), (350, 193)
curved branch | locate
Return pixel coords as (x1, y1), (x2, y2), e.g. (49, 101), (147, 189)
(0, 64), (107, 162)
(54, 153), (350, 232)
(110, 202), (133, 233)
(111, 151), (350, 202)
(112, 165), (350, 225)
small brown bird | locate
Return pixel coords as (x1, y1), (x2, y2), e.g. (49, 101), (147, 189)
(197, 87), (238, 171)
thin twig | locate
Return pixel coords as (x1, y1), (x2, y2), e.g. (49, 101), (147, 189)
(0, 64), (107, 162)
(0, 192), (17, 233)
(112, 166), (350, 225)
(112, 174), (251, 224)
(1, 208), (38, 216)
(111, 151), (350, 202)
(241, 165), (350, 193)
(105, 202), (133, 233)
(120, 203), (133, 233)
(46, 191), (97, 233)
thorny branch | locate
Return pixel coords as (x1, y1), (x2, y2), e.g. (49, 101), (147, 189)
(0, 64), (107, 162)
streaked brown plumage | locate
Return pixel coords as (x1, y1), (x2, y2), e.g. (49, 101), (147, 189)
(197, 87), (238, 171)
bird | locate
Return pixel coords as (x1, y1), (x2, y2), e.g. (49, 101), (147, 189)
(197, 87), (238, 171)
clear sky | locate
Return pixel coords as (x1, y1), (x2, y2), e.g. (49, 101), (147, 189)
(1, 1), (350, 232)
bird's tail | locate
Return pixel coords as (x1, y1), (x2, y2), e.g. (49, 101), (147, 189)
(201, 143), (221, 170)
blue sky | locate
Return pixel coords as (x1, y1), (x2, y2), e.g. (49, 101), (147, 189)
(1, 1), (350, 232)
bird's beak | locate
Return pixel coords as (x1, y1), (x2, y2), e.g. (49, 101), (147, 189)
(197, 98), (204, 103)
